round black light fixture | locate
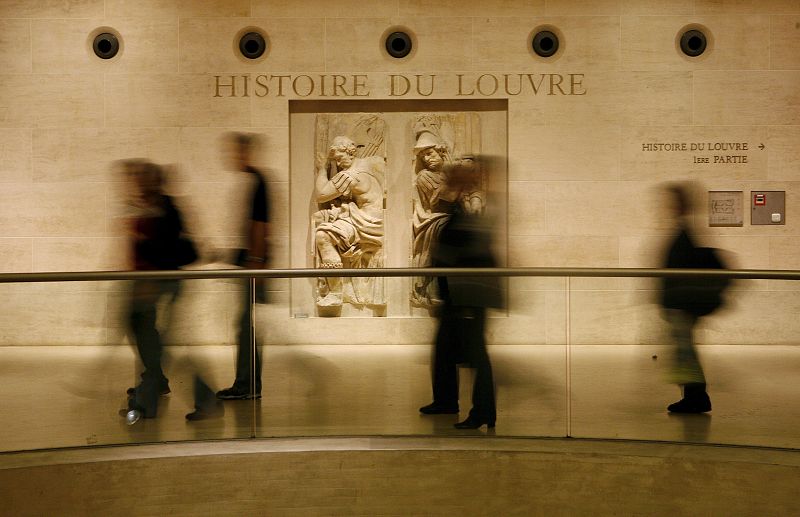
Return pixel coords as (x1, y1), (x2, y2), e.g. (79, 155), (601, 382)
(93, 32), (119, 59)
(239, 31), (266, 59)
(680, 29), (707, 57)
(385, 31), (412, 59)
(532, 30), (559, 58)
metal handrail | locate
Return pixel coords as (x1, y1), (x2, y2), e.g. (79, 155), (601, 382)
(1, 267), (800, 283)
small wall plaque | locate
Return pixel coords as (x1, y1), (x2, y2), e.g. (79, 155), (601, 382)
(708, 191), (743, 227)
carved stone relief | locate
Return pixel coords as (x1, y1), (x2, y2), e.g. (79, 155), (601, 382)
(410, 113), (484, 309)
(312, 114), (387, 316)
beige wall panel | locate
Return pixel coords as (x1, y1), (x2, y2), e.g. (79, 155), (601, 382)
(545, 0), (621, 15)
(0, 291), (107, 346)
(544, 182), (659, 236)
(490, 290), (548, 345)
(253, 0), (398, 18)
(768, 237), (800, 269)
(621, 16), (770, 71)
(0, 239), (32, 273)
(694, 71), (800, 125)
(177, 127), (288, 183)
(771, 16), (800, 70)
(474, 16), (620, 71)
(182, 75), (252, 127)
(104, 0), (250, 18)
(510, 277), (568, 291)
(324, 18), (472, 72)
(33, 128), (179, 182)
(104, 74), (182, 127)
(621, 0), (693, 14)
(514, 125), (621, 181)
(570, 290), (663, 345)
(0, 184), (106, 237)
(508, 181), (547, 235)
(768, 126), (800, 181)
(568, 276), (660, 292)
(701, 291), (800, 345)
(508, 236), (619, 267)
(250, 95), (289, 127)
(31, 19), (179, 74)
(621, 126), (768, 181)
(0, 0), (103, 18)
(694, 0), (800, 15)
(545, 290), (568, 344)
(0, 20), (31, 73)
(400, 0), (543, 16)
(32, 238), (127, 272)
(619, 235), (668, 268)
(106, 290), (237, 346)
(275, 314), (437, 346)
(508, 110), (544, 181)
(706, 236), (770, 269)
(0, 129), (31, 183)
(620, 235), (772, 270)
(268, 182), (290, 237)
(513, 72), (692, 126)
(179, 18), (325, 74)
(0, 74), (103, 128)
(163, 291), (239, 345)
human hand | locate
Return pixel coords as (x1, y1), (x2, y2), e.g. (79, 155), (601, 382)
(331, 171), (356, 193)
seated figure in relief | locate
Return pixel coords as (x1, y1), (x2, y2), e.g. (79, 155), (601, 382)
(313, 136), (386, 307)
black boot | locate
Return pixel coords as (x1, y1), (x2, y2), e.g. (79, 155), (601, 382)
(668, 383), (711, 413)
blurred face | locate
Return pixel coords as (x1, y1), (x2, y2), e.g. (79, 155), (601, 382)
(421, 147), (443, 170)
(331, 146), (354, 169)
(129, 167), (160, 205)
(226, 141), (250, 171)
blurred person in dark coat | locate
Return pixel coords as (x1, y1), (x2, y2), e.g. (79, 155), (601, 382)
(122, 160), (197, 424)
(660, 183), (728, 414)
(418, 157), (502, 429)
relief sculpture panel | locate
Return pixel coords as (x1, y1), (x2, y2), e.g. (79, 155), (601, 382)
(312, 114), (387, 316)
(410, 113), (485, 310)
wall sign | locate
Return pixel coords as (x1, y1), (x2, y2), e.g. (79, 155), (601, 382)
(708, 191), (743, 227)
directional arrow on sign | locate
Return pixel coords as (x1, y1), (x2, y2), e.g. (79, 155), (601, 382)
(759, 143), (765, 150)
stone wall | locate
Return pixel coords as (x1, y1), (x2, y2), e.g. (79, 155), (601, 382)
(1, 1), (799, 345)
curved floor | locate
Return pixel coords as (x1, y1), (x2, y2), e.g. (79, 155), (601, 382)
(1, 436), (799, 516)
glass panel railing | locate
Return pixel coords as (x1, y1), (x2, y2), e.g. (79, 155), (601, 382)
(568, 276), (800, 449)
(254, 274), (568, 438)
(0, 277), (254, 451)
(1, 268), (798, 452)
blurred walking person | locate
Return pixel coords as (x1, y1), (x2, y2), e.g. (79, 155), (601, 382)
(418, 157), (502, 429)
(122, 160), (196, 424)
(660, 183), (729, 414)
(214, 133), (271, 402)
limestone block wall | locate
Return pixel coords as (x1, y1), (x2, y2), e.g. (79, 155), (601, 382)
(1, 0), (799, 346)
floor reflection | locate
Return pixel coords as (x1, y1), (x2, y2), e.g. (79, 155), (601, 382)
(0, 344), (797, 451)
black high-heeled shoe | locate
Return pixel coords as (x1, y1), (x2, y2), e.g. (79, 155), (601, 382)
(454, 415), (495, 429)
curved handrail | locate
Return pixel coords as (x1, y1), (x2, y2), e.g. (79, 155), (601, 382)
(1, 267), (799, 283)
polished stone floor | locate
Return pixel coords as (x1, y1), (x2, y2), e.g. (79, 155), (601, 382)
(0, 344), (798, 452)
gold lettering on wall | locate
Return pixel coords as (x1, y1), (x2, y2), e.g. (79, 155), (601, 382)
(212, 73), (588, 98)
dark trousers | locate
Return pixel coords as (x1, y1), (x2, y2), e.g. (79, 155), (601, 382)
(432, 306), (495, 420)
(129, 279), (179, 417)
(233, 278), (261, 394)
